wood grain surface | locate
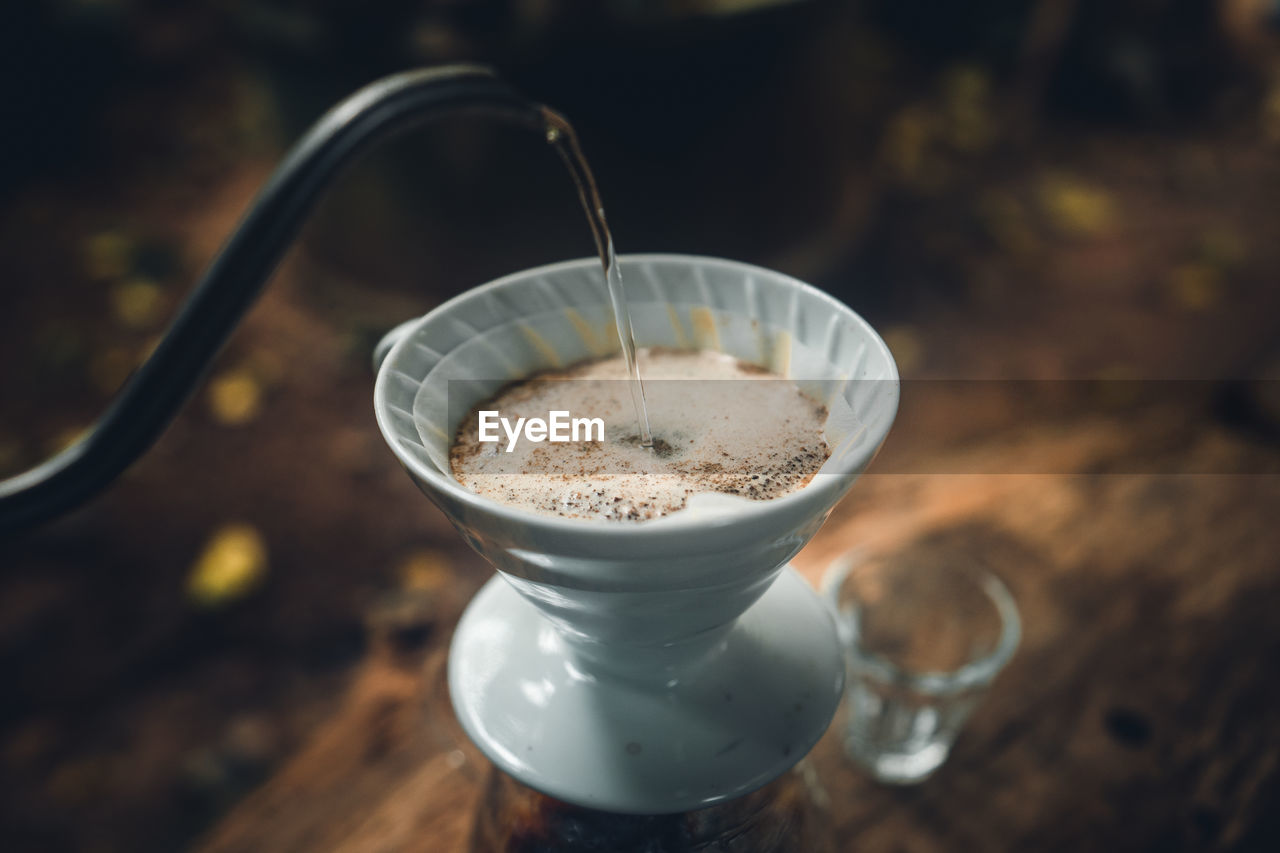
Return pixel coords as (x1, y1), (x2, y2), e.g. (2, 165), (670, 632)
(195, 400), (1280, 852)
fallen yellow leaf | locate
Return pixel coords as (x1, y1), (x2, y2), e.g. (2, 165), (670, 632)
(110, 278), (164, 330)
(397, 549), (453, 593)
(1038, 176), (1115, 237)
(207, 369), (263, 426)
(187, 524), (268, 607)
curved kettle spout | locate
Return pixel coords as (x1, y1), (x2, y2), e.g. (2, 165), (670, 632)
(0, 65), (547, 537)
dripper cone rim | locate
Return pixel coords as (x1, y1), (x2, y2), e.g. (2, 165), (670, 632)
(373, 253), (900, 536)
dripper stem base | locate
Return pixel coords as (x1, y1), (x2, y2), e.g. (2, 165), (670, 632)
(448, 566), (843, 815)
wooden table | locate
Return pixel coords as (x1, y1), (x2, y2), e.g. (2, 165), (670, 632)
(195, 399), (1280, 852)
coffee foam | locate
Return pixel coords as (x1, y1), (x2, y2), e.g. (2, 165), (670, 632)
(449, 349), (829, 521)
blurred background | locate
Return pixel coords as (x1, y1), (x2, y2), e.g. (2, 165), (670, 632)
(2, 1), (1279, 851)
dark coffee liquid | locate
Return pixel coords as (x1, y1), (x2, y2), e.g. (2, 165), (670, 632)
(470, 767), (832, 853)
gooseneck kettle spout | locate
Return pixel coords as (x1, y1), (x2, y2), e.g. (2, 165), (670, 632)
(0, 65), (547, 537)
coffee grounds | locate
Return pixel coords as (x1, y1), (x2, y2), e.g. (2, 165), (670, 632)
(449, 349), (829, 521)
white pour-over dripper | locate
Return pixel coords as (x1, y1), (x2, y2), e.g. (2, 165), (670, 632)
(373, 254), (898, 815)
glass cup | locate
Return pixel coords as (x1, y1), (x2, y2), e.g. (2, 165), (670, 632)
(821, 546), (1020, 784)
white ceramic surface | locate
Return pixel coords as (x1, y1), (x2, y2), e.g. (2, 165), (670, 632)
(373, 254), (899, 814)
(452, 566), (842, 814)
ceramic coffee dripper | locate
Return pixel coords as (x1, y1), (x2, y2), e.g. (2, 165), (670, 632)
(374, 254), (899, 814)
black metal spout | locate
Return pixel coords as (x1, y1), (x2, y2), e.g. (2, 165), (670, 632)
(0, 65), (546, 537)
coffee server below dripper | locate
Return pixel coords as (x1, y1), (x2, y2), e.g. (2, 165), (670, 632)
(470, 763), (832, 853)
